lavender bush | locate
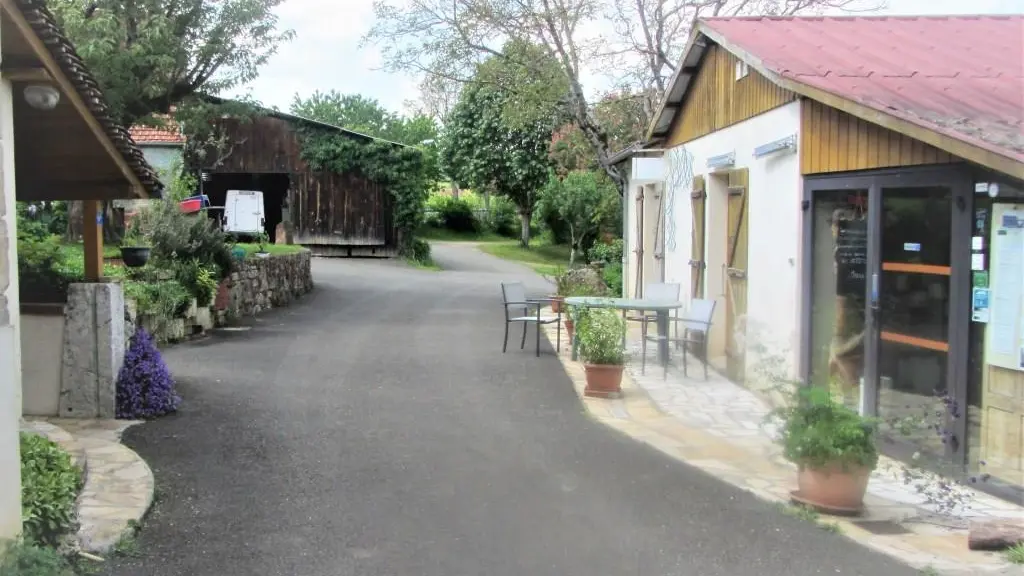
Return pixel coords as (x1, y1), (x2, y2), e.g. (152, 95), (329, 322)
(116, 328), (180, 419)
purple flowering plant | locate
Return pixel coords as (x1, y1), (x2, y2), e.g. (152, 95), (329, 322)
(116, 327), (180, 419)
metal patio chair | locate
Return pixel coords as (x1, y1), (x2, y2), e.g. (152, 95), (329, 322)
(642, 298), (717, 380)
(501, 282), (561, 357)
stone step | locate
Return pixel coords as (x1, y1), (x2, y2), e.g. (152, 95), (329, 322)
(73, 435), (154, 554)
(20, 418), (154, 554)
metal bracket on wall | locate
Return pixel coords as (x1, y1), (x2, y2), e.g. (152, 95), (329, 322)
(752, 134), (797, 159)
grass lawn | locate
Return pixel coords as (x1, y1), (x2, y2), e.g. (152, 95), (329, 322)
(478, 239), (570, 277)
(417, 226), (505, 242)
(234, 243), (306, 256)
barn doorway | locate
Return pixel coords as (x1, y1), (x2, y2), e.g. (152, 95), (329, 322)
(202, 172), (290, 240)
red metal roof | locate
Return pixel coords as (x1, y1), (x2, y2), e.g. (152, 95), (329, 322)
(700, 15), (1024, 167)
(129, 116), (185, 144)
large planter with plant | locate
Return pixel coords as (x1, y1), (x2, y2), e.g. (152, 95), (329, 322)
(577, 308), (626, 399)
(775, 387), (879, 514)
(120, 246), (151, 268)
(119, 225), (150, 268)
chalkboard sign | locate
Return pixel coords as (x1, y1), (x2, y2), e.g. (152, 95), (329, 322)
(835, 218), (867, 297)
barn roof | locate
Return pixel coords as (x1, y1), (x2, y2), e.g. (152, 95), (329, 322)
(649, 15), (1024, 177)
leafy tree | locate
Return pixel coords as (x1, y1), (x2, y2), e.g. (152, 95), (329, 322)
(366, 0), (874, 194)
(291, 91), (441, 188)
(290, 91), (439, 146)
(439, 80), (554, 247)
(50, 0), (293, 240)
(539, 170), (618, 265)
(51, 0), (294, 126)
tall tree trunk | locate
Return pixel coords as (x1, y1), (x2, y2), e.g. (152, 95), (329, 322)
(65, 201), (84, 241)
(519, 210), (531, 248)
(65, 200), (124, 244)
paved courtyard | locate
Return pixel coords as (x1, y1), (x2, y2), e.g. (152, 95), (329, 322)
(101, 244), (922, 576)
(543, 314), (1024, 574)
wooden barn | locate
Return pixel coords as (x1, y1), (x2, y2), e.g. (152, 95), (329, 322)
(199, 106), (405, 257)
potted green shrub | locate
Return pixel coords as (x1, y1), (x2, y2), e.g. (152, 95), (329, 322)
(563, 282), (607, 341)
(576, 308), (626, 398)
(119, 225), (151, 268)
(774, 387), (879, 514)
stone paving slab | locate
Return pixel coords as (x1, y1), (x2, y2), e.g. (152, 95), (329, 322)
(33, 418), (154, 555)
(20, 418), (86, 471)
(542, 320), (1022, 575)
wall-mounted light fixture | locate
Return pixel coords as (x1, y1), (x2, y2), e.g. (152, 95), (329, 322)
(753, 134), (797, 159)
(706, 152), (735, 170)
(23, 84), (60, 110)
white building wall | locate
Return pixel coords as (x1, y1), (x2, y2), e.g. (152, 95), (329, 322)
(654, 101), (805, 380)
(0, 69), (23, 538)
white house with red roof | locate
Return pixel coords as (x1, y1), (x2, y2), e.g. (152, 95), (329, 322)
(622, 15), (1023, 498)
(129, 117), (186, 179)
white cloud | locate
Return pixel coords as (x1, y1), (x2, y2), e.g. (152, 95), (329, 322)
(225, 0), (415, 114)
(229, 0), (1022, 117)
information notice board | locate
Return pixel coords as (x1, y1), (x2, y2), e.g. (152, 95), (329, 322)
(986, 204), (1024, 371)
(834, 217), (867, 298)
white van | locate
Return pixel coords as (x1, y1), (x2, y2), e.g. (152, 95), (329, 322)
(224, 190), (265, 236)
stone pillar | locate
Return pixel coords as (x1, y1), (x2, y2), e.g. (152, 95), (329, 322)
(0, 73), (23, 539)
(59, 283), (126, 418)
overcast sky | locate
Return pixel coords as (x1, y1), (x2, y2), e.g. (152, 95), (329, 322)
(227, 0), (1023, 117)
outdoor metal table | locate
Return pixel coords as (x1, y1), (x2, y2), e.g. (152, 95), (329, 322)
(563, 297), (683, 365)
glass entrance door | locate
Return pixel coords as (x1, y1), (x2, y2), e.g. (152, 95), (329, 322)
(805, 171), (970, 466)
(809, 189), (869, 411)
(874, 186), (953, 460)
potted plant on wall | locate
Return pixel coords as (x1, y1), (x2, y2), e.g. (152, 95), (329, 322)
(773, 386), (879, 514)
(254, 231), (271, 258)
(576, 308), (626, 398)
(119, 223), (151, 268)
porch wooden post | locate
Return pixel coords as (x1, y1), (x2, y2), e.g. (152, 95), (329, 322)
(82, 200), (103, 281)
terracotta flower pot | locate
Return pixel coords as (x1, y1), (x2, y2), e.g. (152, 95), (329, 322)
(550, 296), (564, 314)
(793, 462), (873, 514)
(214, 279), (231, 311)
(583, 363), (624, 399)
(564, 318), (574, 342)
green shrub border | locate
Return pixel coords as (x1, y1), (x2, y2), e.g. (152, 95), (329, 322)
(19, 432), (83, 548)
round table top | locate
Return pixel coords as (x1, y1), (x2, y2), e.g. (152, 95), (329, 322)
(563, 296), (683, 311)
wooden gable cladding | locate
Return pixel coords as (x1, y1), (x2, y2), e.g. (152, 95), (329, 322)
(666, 44), (796, 147)
(800, 99), (957, 174)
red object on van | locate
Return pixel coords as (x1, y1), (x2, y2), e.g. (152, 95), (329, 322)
(179, 198), (202, 213)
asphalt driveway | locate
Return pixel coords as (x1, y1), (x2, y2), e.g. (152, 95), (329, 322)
(102, 242), (919, 576)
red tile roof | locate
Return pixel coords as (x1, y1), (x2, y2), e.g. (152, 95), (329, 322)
(700, 15), (1024, 168)
(129, 117), (185, 144)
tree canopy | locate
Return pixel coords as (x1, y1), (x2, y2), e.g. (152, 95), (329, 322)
(51, 0), (295, 126)
(539, 170), (619, 265)
(290, 91), (439, 146)
(439, 77), (554, 247)
(367, 0), (874, 193)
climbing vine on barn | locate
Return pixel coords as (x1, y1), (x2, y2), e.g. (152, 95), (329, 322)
(297, 127), (432, 256)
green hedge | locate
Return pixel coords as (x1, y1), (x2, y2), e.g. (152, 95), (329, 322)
(20, 433), (82, 547)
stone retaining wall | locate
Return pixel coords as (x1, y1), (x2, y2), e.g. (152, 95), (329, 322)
(220, 251), (314, 321)
(129, 250), (313, 344)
